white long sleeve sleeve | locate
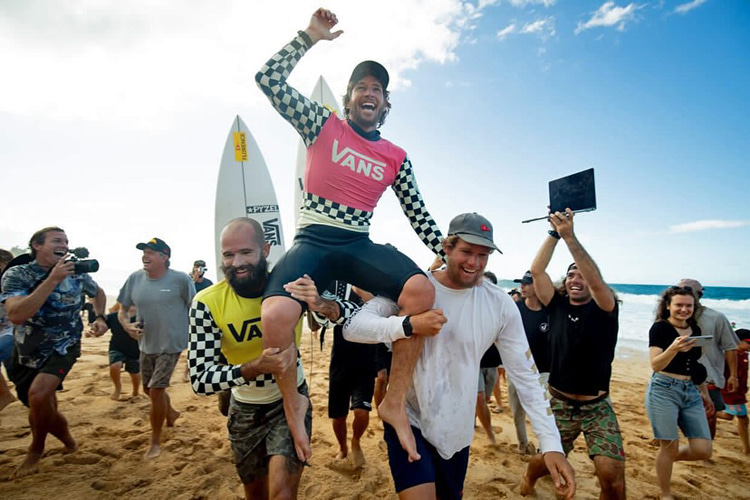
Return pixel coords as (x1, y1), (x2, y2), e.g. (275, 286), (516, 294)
(343, 296), (406, 344)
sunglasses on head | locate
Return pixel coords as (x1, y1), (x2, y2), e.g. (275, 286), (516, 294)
(670, 285), (693, 292)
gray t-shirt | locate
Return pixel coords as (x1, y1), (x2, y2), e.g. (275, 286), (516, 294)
(117, 269), (195, 355)
(697, 306), (739, 388)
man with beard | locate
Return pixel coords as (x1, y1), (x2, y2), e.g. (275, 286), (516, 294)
(188, 218), (354, 499)
(117, 237), (195, 459)
(256, 8), (443, 463)
(521, 209), (625, 499)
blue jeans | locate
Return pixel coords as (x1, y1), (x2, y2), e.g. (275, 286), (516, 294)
(645, 372), (711, 441)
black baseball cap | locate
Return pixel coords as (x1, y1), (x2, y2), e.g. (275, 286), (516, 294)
(136, 238), (171, 257)
(349, 60), (389, 90)
(514, 271), (533, 284)
(447, 213), (501, 253)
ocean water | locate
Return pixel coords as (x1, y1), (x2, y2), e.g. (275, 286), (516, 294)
(499, 280), (750, 356)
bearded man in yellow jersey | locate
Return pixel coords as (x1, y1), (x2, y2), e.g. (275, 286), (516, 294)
(188, 218), (352, 499)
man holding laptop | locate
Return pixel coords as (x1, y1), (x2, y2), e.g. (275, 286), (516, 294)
(521, 208), (626, 499)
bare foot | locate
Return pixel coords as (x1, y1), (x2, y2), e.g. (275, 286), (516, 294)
(11, 451), (42, 479)
(486, 431), (496, 445)
(0, 391), (16, 412)
(350, 446), (366, 469)
(110, 388), (121, 401)
(144, 443), (161, 459)
(519, 471), (536, 496)
(378, 399), (419, 462)
(283, 392), (312, 463)
(334, 449), (347, 460)
(60, 431), (78, 453)
(166, 408), (180, 427)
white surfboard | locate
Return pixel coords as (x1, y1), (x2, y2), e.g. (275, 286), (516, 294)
(293, 76), (342, 228)
(214, 115), (285, 280)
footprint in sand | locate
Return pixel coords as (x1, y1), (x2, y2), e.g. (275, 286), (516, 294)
(63, 453), (102, 465)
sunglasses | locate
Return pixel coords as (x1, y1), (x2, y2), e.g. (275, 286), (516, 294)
(670, 285), (693, 292)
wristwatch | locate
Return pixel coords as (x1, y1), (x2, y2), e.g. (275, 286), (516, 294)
(402, 316), (413, 338)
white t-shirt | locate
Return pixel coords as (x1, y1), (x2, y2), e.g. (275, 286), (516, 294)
(344, 272), (562, 459)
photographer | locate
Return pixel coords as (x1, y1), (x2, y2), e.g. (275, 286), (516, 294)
(190, 259), (213, 293)
(0, 227), (107, 478)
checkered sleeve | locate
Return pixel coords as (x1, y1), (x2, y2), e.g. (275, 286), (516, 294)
(188, 300), (245, 395)
(255, 33), (331, 147)
(392, 156), (445, 258)
(310, 291), (359, 327)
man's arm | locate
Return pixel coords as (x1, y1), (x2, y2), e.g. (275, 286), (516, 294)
(552, 209), (615, 312)
(188, 300), (294, 395)
(3, 259), (75, 324)
(392, 157), (444, 257)
(343, 296), (445, 344)
(496, 301), (563, 455)
(255, 9), (342, 147)
(529, 234), (558, 307)
(88, 285), (109, 336)
(283, 275), (359, 326)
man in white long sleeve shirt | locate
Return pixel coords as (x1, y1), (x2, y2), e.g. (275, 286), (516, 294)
(343, 213), (575, 500)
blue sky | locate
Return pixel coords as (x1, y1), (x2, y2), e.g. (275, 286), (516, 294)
(1, 0), (748, 293)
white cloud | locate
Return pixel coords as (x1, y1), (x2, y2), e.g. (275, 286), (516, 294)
(508, 0), (557, 6)
(0, 0), (489, 129)
(497, 23), (517, 39)
(674, 0), (708, 15)
(520, 17), (556, 40)
(497, 17), (555, 41)
(669, 220), (750, 233)
(575, 1), (642, 35)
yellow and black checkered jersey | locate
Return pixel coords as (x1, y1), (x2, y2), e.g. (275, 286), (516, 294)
(188, 280), (304, 405)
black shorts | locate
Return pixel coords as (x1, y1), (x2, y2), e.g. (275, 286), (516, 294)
(9, 343), (80, 407)
(328, 367), (375, 419)
(264, 225), (424, 306)
(384, 423), (470, 499)
(376, 343), (393, 374)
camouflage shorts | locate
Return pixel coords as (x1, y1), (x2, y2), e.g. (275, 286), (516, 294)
(551, 394), (626, 461)
(227, 382), (312, 484)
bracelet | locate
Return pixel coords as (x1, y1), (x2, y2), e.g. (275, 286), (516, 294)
(297, 30), (313, 48)
(548, 230), (561, 240)
(95, 314), (106, 321)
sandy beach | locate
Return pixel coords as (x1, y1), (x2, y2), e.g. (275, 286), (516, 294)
(1, 329), (748, 499)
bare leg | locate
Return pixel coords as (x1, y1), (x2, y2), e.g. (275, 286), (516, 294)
(243, 476), (268, 500)
(378, 275), (434, 462)
(399, 481), (436, 500)
(476, 392), (496, 444)
(654, 440), (678, 499)
(145, 387), (178, 459)
(738, 415), (750, 454)
(0, 371), (16, 411)
(267, 454), (304, 500)
(592, 455), (626, 500)
(109, 362), (122, 400)
(13, 373), (77, 478)
(350, 408), (369, 468)
(520, 453), (550, 496)
(261, 296), (310, 462)
(130, 372), (141, 397)
(332, 415), (348, 459)
(374, 368), (388, 408)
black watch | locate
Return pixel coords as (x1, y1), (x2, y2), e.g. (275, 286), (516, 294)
(402, 316), (413, 337)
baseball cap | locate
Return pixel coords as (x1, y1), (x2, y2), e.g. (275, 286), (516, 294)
(677, 278), (703, 294)
(194, 260), (206, 267)
(735, 328), (750, 342)
(136, 237), (171, 257)
(349, 60), (389, 90)
(514, 271), (533, 284)
(447, 213), (501, 253)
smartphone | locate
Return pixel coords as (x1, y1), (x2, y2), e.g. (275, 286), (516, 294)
(690, 335), (714, 348)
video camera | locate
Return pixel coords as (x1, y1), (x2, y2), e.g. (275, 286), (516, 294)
(66, 247), (99, 274)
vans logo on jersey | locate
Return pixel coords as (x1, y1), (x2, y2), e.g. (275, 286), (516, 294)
(227, 317), (262, 343)
(331, 139), (385, 181)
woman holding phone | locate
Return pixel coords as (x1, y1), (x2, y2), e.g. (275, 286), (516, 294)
(645, 286), (712, 500)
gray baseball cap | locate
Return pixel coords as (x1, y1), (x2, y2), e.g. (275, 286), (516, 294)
(447, 213), (501, 253)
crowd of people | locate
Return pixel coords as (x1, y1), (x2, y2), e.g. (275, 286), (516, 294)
(1, 7), (747, 500)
